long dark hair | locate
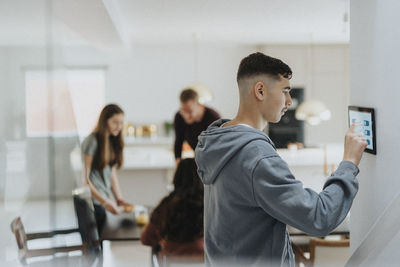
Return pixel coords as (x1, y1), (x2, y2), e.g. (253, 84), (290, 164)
(92, 104), (124, 170)
(154, 158), (204, 243)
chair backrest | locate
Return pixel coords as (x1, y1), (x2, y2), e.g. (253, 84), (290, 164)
(310, 237), (350, 267)
(10, 216), (85, 264)
(10, 217), (28, 260)
(72, 187), (101, 254)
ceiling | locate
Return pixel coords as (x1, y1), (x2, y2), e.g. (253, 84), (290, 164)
(0, 0), (349, 47)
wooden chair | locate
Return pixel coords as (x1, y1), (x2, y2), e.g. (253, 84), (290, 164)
(10, 216), (86, 265)
(72, 187), (101, 252)
(10, 187), (101, 265)
(291, 235), (312, 267)
(309, 237), (350, 267)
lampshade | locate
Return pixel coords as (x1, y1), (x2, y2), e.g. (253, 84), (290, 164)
(183, 82), (213, 104)
(295, 100), (331, 126)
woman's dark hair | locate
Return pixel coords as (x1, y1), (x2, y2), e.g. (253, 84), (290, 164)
(237, 52), (292, 82)
(153, 158), (204, 243)
(92, 104), (124, 170)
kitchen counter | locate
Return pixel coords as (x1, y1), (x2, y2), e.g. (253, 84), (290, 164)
(71, 139), (344, 204)
(277, 143), (343, 167)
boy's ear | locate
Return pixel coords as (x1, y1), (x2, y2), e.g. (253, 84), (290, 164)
(254, 81), (265, 100)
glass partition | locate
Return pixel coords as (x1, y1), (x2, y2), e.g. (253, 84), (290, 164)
(0, 1), (95, 265)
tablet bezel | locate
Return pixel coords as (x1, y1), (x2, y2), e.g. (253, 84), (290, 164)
(348, 106), (376, 155)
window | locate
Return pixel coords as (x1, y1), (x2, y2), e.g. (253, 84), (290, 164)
(25, 69), (105, 138)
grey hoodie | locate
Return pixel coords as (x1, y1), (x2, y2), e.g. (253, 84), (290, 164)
(195, 119), (359, 267)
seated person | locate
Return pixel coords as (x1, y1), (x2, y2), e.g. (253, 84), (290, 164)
(141, 158), (204, 257)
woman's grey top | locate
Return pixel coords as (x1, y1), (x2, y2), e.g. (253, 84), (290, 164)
(81, 133), (112, 205)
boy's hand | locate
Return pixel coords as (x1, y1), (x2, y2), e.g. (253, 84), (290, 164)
(343, 123), (368, 166)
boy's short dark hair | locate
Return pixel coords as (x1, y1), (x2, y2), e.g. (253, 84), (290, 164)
(180, 89), (198, 103)
(237, 52), (292, 82)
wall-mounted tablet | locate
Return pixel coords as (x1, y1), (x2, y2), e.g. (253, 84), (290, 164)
(348, 106), (376, 154)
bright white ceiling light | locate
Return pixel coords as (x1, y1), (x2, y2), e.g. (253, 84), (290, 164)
(295, 100), (331, 126)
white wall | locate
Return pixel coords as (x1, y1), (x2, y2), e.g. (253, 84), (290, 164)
(61, 43), (255, 126)
(260, 45), (350, 146)
(0, 48), (6, 201)
(0, 42), (351, 199)
(349, 0), (400, 265)
(63, 43), (350, 143)
(0, 43), (256, 200)
(0, 46), (78, 200)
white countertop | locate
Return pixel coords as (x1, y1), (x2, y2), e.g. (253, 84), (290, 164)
(71, 141), (344, 171)
(124, 136), (173, 146)
(277, 143), (343, 167)
(70, 140), (175, 171)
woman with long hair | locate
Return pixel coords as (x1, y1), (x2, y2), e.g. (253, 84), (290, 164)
(81, 104), (132, 233)
(141, 158), (204, 256)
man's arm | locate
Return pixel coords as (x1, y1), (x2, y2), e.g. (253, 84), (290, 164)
(174, 112), (185, 160)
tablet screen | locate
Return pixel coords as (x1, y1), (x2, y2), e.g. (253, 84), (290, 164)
(348, 106), (376, 154)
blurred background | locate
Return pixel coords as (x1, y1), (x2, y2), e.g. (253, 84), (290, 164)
(6, 0), (392, 266)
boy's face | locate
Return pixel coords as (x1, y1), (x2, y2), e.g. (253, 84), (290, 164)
(262, 76), (292, 123)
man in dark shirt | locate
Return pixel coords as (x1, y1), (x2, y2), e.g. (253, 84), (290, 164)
(174, 88), (220, 164)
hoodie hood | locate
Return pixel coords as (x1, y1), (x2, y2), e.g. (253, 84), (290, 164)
(195, 119), (276, 185)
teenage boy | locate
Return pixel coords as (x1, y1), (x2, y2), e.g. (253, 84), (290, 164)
(195, 52), (367, 266)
